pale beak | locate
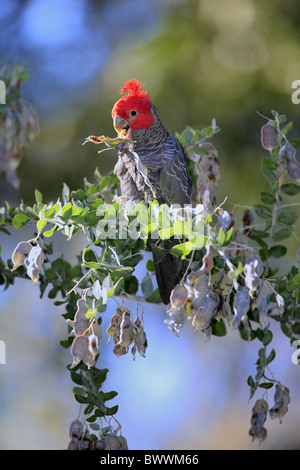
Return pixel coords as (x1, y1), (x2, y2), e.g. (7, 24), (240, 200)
(113, 115), (130, 136)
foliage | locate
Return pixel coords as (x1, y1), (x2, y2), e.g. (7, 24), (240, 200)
(1, 71), (300, 449)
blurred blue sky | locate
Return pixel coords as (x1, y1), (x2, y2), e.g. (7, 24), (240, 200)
(0, 0), (164, 118)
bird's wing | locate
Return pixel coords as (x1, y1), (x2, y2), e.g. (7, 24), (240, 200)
(160, 134), (192, 206)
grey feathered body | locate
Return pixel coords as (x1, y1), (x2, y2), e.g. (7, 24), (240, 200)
(114, 105), (192, 304)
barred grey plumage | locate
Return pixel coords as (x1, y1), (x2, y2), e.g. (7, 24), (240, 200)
(114, 105), (191, 206)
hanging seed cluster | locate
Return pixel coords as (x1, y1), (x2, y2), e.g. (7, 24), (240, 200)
(11, 241), (44, 285)
(249, 384), (290, 444)
(0, 64), (39, 188)
(67, 420), (128, 451)
(68, 298), (102, 368)
(106, 306), (148, 359)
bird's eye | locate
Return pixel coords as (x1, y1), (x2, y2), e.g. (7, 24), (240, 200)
(130, 110), (137, 117)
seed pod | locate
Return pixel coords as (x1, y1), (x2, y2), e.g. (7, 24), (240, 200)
(164, 306), (186, 337)
(192, 291), (219, 331)
(261, 123), (277, 151)
(118, 312), (134, 347)
(218, 209), (234, 233)
(105, 433), (122, 450)
(285, 145), (300, 182)
(169, 284), (189, 310)
(113, 343), (128, 357)
(269, 383), (290, 423)
(232, 287), (250, 328)
(106, 307), (123, 337)
(11, 241), (32, 271)
(69, 419), (83, 439)
(67, 298), (89, 336)
(119, 436), (129, 450)
(24, 244), (44, 286)
(93, 439), (107, 450)
(70, 335), (95, 368)
(132, 326), (148, 360)
(249, 399), (268, 444)
(244, 254), (263, 292)
(88, 332), (99, 357)
(242, 209), (254, 236)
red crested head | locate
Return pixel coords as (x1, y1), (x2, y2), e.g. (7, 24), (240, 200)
(112, 79), (154, 135)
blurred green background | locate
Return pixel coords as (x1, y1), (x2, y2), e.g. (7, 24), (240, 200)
(1, 0), (300, 450)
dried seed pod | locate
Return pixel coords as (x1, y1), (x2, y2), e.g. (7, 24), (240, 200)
(105, 433), (122, 450)
(92, 322), (102, 340)
(67, 438), (79, 450)
(88, 332), (99, 357)
(164, 306), (186, 337)
(242, 209), (254, 236)
(69, 419), (83, 439)
(261, 123), (277, 151)
(112, 343), (128, 357)
(67, 298), (89, 336)
(169, 284), (189, 310)
(24, 244), (44, 285)
(93, 439), (107, 450)
(119, 436), (129, 450)
(106, 307), (123, 337)
(249, 399), (268, 444)
(192, 291), (219, 331)
(11, 241), (32, 271)
(132, 322), (148, 360)
(232, 287), (250, 328)
(118, 312), (134, 347)
(70, 335), (95, 368)
(244, 254), (263, 292)
(269, 383), (290, 423)
(285, 145), (300, 182)
(218, 209), (234, 233)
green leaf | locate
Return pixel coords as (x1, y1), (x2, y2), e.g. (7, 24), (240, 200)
(74, 394), (88, 404)
(266, 348), (276, 365)
(210, 318), (226, 336)
(34, 189), (43, 203)
(124, 276), (139, 295)
(261, 167), (277, 182)
(72, 189), (87, 202)
(262, 329), (273, 346)
(281, 121), (293, 135)
(270, 245), (287, 258)
(145, 288), (162, 304)
(158, 227), (174, 240)
(258, 382), (274, 389)
(277, 211), (297, 226)
(218, 227), (226, 246)
(146, 259), (154, 271)
(174, 219), (191, 237)
(44, 204), (60, 219)
(273, 227), (292, 241)
(12, 214), (30, 228)
(105, 405), (119, 416)
(260, 192), (276, 205)
(261, 157), (278, 170)
(170, 241), (194, 256)
(141, 273), (153, 298)
(113, 277), (124, 296)
(281, 183), (300, 196)
(44, 225), (57, 238)
(37, 218), (47, 233)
